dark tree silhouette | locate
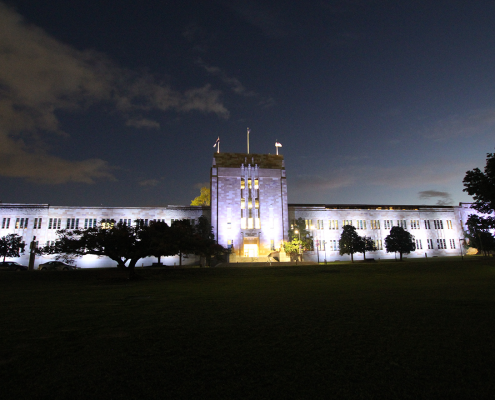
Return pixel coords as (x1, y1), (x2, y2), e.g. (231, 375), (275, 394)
(339, 225), (363, 263)
(384, 226), (415, 261)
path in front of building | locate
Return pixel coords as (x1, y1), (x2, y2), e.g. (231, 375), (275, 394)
(216, 261), (318, 267)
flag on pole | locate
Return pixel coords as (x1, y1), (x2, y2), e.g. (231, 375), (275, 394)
(213, 137), (220, 147)
(275, 141), (282, 147)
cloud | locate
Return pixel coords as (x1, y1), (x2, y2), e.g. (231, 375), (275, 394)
(125, 118), (160, 129)
(222, 1), (288, 38)
(197, 58), (276, 107)
(291, 161), (470, 196)
(197, 59), (256, 97)
(0, 2), (229, 184)
(138, 179), (161, 187)
(421, 108), (495, 140)
(418, 190), (453, 206)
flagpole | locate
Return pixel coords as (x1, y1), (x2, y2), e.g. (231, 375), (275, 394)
(247, 127), (250, 154)
(218, 138), (220, 153)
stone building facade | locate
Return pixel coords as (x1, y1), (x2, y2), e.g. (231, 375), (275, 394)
(0, 152), (480, 267)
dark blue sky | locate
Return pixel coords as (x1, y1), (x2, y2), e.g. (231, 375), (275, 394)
(1, 0), (494, 207)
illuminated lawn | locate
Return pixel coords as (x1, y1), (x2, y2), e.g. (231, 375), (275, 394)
(2, 258), (495, 399)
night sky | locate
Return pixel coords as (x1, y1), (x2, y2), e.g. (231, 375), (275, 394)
(1, 0), (494, 207)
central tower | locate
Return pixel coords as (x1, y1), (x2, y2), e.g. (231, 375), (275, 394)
(210, 153), (289, 259)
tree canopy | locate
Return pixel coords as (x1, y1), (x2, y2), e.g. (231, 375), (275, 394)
(191, 187), (211, 206)
(0, 234), (25, 262)
(339, 225), (363, 262)
(463, 152), (495, 254)
(384, 226), (415, 261)
(43, 216), (226, 277)
(289, 217), (313, 251)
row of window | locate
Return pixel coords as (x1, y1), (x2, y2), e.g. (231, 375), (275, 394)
(293, 219), (454, 231)
(1, 217), (186, 230)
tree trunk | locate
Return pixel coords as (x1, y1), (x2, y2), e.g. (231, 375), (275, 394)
(399, 252), (403, 261)
(128, 258), (139, 280)
(351, 253), (354, 263)
(179, 250), (182, 266)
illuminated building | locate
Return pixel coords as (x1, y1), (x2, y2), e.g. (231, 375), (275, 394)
(0, 152), (482, 267)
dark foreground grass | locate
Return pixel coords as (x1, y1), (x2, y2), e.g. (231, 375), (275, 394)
(1, 258), (495, 399)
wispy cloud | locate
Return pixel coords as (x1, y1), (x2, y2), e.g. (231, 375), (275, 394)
(197, 58), (275, 107)
(126, 118), (160, 129)
(418, 190), (453, 206)
(197, 59), (256, 97)
(421, 108), (495, 140)
(138, 179), (161, 187)
(0, 2), (228, 184)
(222, 1), (288, 38)
(291, 161), (470, 195)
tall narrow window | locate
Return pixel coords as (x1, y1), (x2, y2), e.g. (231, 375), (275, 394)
(241, 178), (245, 189)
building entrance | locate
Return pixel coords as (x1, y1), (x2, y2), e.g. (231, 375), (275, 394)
(243, 244), (259, 257)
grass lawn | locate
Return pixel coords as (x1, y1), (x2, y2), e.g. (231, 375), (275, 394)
(1, 257), (495, 399)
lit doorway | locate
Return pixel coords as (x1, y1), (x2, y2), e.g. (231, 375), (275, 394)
(244, 244), (259, 257)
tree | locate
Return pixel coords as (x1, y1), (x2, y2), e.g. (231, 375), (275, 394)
(0, 234), (25, 262)
(43, 219), (153, 279)
(170, 219), (196, 267)
(339, 225), (363, 263)
(289, 218), (313, 251)
(384, 226), (415, 261)
(360, 236), (377, 260)
(143, 220), (176, 265)
(192, 215), (227, 267)
(463, 153), (495, 254)
(283, 238), (303, 262)
(464, 214), (495, 256)
(191, 187), (211, 206)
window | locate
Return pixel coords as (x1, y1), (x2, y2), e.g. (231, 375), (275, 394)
(66, 218), (79, 229)
(15, 218), (28, 229)
(356, 220), (366, 229)
(343, 220), (352, 227)
(315, 239), (324, 251)
(228, 240), (233, 250)
(316, 220), (324, 230)
(241, 178), (245, 189)
(241, 198), (245, 209)
(415, 239), (423, 250)
(255, 199), (259, 209)
(383, 220), (392, 229)
(410, 220), (420, 229)
(33, 218), (42, 229)
(427, 239), (434, 249)
(248, 179), (252, 189)
(248, 217), (253, 229)
(449, 239), (456, 249)
(329, 220), (338, 230)
(46, 240), (56, 247)
(433, 220), (444, 230)
(424, 220), (431, 229)
(119, 219), (132, 226)
(2, 218), (10, 229)
(305, 219), (311, 229)
(371, 220), (380, 230)
(446, 220), (453, 229)
(329, 240), (338, 251)
(437, 238), (446, 249)
(397, 220), (407, 228)
(254, 179), (259, 189)
(374, 239), (383, 250)
(270, 239), (275, 251)
(84, 218), (97, 229)
(48, 218), (61, 229)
